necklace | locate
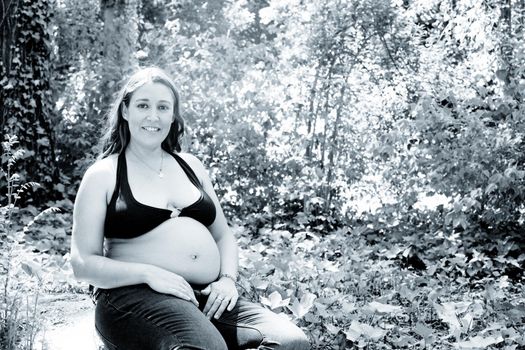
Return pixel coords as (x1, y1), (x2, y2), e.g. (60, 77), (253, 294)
(128, 147), (165, 178)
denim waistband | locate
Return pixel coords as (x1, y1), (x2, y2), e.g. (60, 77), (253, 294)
(92, 283), (211, 303)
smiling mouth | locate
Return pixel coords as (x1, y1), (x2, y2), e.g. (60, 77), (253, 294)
(142, 126), (161, 132)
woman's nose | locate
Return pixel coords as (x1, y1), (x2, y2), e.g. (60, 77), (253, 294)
(146, 111), (160, 120)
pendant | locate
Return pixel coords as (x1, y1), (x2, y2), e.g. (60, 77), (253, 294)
(159, 171), (164, 178)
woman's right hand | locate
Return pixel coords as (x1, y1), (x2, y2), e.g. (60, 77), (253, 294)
(144, 265), (199, 306)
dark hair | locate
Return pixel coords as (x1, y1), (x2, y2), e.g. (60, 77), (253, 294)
(99, 67), (184, 158)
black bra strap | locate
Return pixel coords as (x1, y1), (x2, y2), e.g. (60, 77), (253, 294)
(106, 152), (125, 208)
(168, 151), (203, 188)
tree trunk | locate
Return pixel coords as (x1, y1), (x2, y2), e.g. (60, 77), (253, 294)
(0, 0), (21, 129)
(0, 0), (20, 70)
(305, 63), (320, 160)
(319, 56), (336, 167)
(499, 0), (513, 88)
(0, 0), (58, 202)
(324, 82), (346, 211)
(99, 0), (139, 114)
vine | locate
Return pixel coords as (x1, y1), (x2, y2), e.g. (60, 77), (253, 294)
(0, 0), (57, 204)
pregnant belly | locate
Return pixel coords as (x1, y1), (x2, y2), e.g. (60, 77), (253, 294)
(105, 217), (221, 285)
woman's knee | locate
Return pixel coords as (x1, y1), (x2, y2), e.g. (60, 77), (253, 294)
(170, 336), (228, 350)
(168, 327), (228, 350)
(260, 323), (309, 350)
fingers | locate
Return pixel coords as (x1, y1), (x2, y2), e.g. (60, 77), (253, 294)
(146, 267), (198, 306)
(167, 285), (198, 306)
(201, 280), (239, 318)
(187, 291), (199, 307)
(201, 285), (211, 295)
(226, 294), (238, 312)
(213, 298), (229, 319)
(202, 294), (216, 316)
(204, 294), (227, 319)
(167, 276), (198, 306)
(176, 277), (198, 305)
(204, 293), (239, 319)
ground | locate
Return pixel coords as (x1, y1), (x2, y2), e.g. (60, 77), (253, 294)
(35, 292), (103, 350)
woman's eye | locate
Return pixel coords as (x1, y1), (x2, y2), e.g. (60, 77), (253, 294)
(137, 103), (149, 109)
(158, 105), (170, 111)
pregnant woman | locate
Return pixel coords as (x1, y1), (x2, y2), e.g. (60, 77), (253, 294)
(70, 67), (310, 350)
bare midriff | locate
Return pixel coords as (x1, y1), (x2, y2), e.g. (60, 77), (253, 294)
(105, 217), (221, 285)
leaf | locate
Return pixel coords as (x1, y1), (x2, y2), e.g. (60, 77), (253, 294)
(460, 313), (474, 333)
(341, 301), (357, 313)
(343, 327), (361, 342)
(21, 260), (43, 280)
(345, 320), (386, 341)
(252, 278), (269, 290)
(367, 301), (403, 314)
(381, 245), (404, 259)
(325, 323), (340, 334)
(399, 284), (417, 301)
(434, 301), (471, 336)
(455, 335), (503, 349)
(391, 335), (417, 348)
(495, 69), (508, 81)
(260, 291), (290, 309)
(288, 292), (316, 318)
(414, 322), (433, 339)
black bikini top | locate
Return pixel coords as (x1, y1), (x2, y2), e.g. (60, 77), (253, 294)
(104, 150), (216, 239)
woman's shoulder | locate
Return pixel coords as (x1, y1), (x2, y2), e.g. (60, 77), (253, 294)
(81, 154), (119, 186)
(177, 152), (207, 177)
(177, 152), (202, 166)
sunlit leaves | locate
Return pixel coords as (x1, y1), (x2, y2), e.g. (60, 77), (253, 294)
(433, 301), (471, 338)
(260, 291), (290, 309)
(455, 335), (504, 349)
(345, 320), (386, 342)
(3, 0), (525, 349)
(365, 301), (403, 314)
(288, 292), (316, 319)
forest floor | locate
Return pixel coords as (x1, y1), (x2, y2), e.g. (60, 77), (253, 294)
(3, 214), (525, 349)
(34, 292), (102, 350)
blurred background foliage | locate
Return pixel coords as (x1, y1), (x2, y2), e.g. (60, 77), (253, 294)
(2, 0), (525, 239)
(1, 0), (525, 348)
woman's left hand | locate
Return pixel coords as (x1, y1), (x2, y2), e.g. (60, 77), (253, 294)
(201, 277), (238, 319)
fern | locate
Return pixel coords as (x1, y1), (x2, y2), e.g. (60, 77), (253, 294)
(23, 207), (61, 234)
(0, 135), (54, 350)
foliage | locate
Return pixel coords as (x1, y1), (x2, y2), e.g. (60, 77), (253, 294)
(6, 0), (521, 236)
(49, 0), (105, 200)
(232, 220), (525, 349)
(0, 0), (57, 203)
(1, 0), (525, 348)
(0, 135), (61, 349)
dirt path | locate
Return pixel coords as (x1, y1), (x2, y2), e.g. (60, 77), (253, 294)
(35, 292), (103, 350)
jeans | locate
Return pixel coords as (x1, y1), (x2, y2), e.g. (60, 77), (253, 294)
(94, 284), (310, 350)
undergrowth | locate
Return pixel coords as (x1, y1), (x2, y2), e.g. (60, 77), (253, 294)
(233, 217), (525, 349)
(0, 135), (58, 350)
(2, 137), (524, 349)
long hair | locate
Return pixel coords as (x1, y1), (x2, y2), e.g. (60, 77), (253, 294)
(98, 67), (184, 158)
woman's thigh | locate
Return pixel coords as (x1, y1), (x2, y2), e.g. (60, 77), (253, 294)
(95, 284), (227, 350)
(212, 297), (311, 350)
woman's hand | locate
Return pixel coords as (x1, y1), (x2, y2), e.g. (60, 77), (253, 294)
(201, 277), (238, 319)
(144, 265), (198, 306)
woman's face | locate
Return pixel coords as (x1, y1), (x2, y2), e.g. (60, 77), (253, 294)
(123, 82), (175, 148)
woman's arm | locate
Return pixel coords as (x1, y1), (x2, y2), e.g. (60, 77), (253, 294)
(70, 159), (197, 304)
(71, 160), (143, 287)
